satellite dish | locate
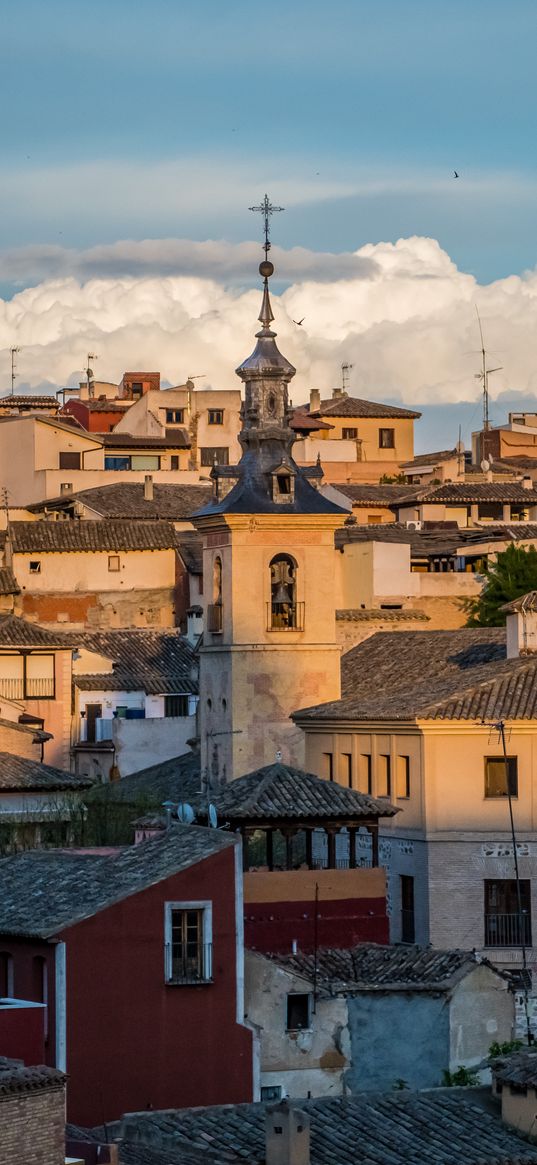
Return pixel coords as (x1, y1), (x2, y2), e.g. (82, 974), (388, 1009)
(176, 802), (195, 824)
(208, 803), (218, 829)
(480, 459), (490, 472)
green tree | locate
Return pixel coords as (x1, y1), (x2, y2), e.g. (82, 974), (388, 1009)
(465, 543), (537, 627)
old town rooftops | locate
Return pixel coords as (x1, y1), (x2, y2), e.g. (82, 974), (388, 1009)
(331, 484), (421, 506)
(26, 482), (212, 519)
(84, 751), (202, 807)
(0, 568), (20, 595)
(0, 824), (234, 938)
(0, 613), (72, 649)
(267, 943), (497, 994)
(492, 1050), (537, 1089)
(0, 1058), (65, 1096)
(215, 762), (398, 822)
(292, 627), (537, 723)
(6, 519), (178, 552)
(304, 395), (421, 420)
(0, 753), (94, 792)
(116, 1090), (537, 1165)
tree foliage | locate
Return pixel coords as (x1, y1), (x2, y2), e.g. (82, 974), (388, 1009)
(465, 543), (537, 627)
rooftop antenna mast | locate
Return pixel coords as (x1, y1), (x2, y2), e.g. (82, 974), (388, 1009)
(10, 347), (20, 396)
(86, 353), (98, 399)
(341, 362), (353, 394)
(474, 307), (501, 460)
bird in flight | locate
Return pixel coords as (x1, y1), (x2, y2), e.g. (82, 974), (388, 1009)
(453, 170), (459, 178)
(293, 317), (305, 326)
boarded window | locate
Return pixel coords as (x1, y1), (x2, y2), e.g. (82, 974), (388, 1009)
(108, 555), (120, 572)
(131, 455), (160, 470)
(378, 754), (391, 797)
(340, 753), (352, 787)
(357, 754), (372, 794)
(322, 752), (334, 781)
(59, 451), (81, 469)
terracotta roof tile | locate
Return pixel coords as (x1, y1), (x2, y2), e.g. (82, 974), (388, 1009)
(26, 483), (212, 520)
(216, 762), (398, 821)
(10, 519), (178, 552)
(0, 753), (94, 791)
(307, 396), (421, 419)
(69, 629), (199, 694)
(268, 943), (498, 992)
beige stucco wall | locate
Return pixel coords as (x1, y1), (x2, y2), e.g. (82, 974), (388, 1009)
(315, 414), (415, 466)
(449, 964), (515, 1069)
(500, 1086), (537, 1136)
(14, 548), (175, 596)
(245, 951), (349, 1099)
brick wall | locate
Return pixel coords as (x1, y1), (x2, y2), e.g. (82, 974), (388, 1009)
(0, 1082), (65, 1164)
(0, 721), (40, 760)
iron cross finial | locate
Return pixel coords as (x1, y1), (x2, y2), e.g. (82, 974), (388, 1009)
(249, 193), (284, 259)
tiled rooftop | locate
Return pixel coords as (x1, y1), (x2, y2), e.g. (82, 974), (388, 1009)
(0, 753), (95, 791)
(492, 1050), (537, 1088)
(85, 751), (202, 807)
(0, 1057), (65, 1095)
(215, 762), (398, 822)
(269, 943), (495, 993)
(0, 824), (234, 937)
(306, 395), (421, 419)
(0, 567), (20, 595)
(419, 482), (537, 503)
(26, 482), (212, 520)
(70, 628), (199, 694)
(332, 484), (421, 505)
(118, 1090), (537, 1165)
(336, 608), (429, 622)
(9, 519), (178, 553)
(400, 448), (458, 468)
(293, 627), (537, 723)
(0, 613), (72, 649)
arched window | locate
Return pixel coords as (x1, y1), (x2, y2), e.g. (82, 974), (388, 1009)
(0, 952), (14, 998)
(208, 556), (223, 633)
(269, 555), (300, 630)
(212, 556), (222, 605)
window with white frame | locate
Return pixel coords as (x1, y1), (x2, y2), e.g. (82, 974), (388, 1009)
(164, 901), (212, 984)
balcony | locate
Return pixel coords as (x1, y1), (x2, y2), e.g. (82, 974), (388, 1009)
(165, 943), (212, 984)
(207, 603), (223, 633)
(485, 913), (532, 948)
(266, 602), (305, 632)
(0, 677), (54, 700)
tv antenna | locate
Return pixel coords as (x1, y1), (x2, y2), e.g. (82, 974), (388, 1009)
(474, 307), (501, 455)
(86, 353), (98, 398)
(10, 347), (20, 396)
(341, 362), (353, 394)
(249, 193), (285, 260)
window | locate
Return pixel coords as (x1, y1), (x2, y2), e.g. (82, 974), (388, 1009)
(166, 409), (185, 424)
(131, 382), (143, 398)
(286, 993), (312, 1031)
(131, 455), (160, 471)
(340, 753), (352, 787)
(59, 451), (81, 470)
(378, 754), (391, 797)
(0, 952), (14, 997)
(208, 409), (224, 425)
(261, 1086), (283, 1102)
(401, 875), (415, 943)
(29, 561), (41, 574)
(201, 447), (229, 466)
(165, 694), (189, 717)
(322, 752), (334, 781)
(0, 654), (55, 700)
(379, 428), (395, 449)
(485, 880), (532, 947)
(105, 455), (130, 471)
(396, 756), (410, 799)
(357, 754), (372, 794)
(342, 427), (358, 440)
(165, 902), (212, 983)
(269, 554), (303, 630)
(108, 555), (120, 572)
(171, 456), (180, 470)
(84, 703), (102, 743)
(485, 757), (518, 798)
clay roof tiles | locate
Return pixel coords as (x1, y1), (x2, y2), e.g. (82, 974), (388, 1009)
(308, 395), (421, 419)
(268, 943), (496, 992)
(215, 762), (398, 821)
(0, 1059), (65, 1096)
(69, 628), (199, 694)
(0, 753), (95, 791)
(0, 613), (72, 649)
(492, 1050), (537, 1088)
(9, 519), (178, 553)
(26, 482), (212, 520)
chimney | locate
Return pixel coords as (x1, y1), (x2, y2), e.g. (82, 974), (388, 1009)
(266, 1102), (310, 1165)
(332, 387), (343, 399)
(309, 389), (320, 413)
(523, 475), (533, 490)
(144, 474), (154, 501)
(504, 593), (537, 657)
(186, 605), (203, 646)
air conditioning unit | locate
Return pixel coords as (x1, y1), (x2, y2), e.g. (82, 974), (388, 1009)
(406, 520), (422, 531)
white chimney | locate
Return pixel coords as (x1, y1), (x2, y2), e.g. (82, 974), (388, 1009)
(309, 389), (320, 412)
(144, 474), (154, 501)
(504, 593), (537, 657)
(266, 1102), (310, 1165)
(522, 475), (533, 491)
(186, 605), (203, 646)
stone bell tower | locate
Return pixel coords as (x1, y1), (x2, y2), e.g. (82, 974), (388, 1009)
(192, 226), (346, 785)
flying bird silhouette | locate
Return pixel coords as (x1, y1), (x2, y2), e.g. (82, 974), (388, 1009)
(454, 170), (459, 178)
(293, 318), (305, 326)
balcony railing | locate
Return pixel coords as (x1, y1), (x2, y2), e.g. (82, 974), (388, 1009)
(165, 943), (212, 984)
(485, 913), (532, 948)
(0, 677), (54, 700)
(267, 602), (305, 632)
(207, 603), (223, 633)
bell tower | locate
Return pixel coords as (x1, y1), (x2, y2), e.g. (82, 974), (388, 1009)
(192, 199), (346, 784)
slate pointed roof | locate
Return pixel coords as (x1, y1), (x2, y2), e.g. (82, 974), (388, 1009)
(216, 762), (398, 821)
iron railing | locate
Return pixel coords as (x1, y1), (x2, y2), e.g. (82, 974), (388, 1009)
(0, 677), (54, 700)
(165, 942), (212, 984)
(484, 913), (532, 948)
(266, 602), (305, 632)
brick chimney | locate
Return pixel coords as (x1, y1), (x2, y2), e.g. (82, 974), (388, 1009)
(522, 475), (533, 490)
(309, 389), (320, 413)
(266, 1101), (310, 1165)
(144, 475), (154, 501)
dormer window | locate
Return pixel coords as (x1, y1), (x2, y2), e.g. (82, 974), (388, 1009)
(272, 464), (295, 504)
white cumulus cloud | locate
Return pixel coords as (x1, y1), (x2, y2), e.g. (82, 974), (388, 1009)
(1, 235), (537, 444)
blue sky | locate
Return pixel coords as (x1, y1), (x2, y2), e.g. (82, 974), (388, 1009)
(1, 0), (536, 281)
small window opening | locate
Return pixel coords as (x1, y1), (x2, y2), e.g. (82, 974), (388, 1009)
(29, 561), (41, 574)
(108, 555), (121, 572)
(286, 993), (312, 1031)
(277, 474), (291, 495)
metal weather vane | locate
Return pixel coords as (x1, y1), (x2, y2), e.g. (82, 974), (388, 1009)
(249, 194), (284, 260)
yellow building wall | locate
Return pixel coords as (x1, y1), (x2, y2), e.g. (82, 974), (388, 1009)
(13, 548), (176, 596)
(316, 414), (415, 465)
